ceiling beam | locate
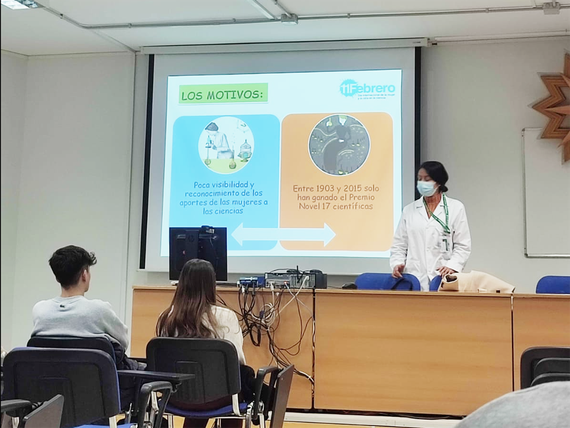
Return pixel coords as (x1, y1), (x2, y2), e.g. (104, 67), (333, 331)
(36, 3), (570, 31)
(243, 0), (276, 20)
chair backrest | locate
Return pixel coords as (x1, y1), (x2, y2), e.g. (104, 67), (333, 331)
(146, 337), (241, 405)
(536, 276), (570, 294)
(268, 365), (294, 428)
(530, 372), (570, 387)
(429, 275), (442, 291)
(354, 273), (421, 291)
(520, 346), (570, 389)
(21, 394), (64, 428)
(28, 335), (117, 364)
(534, 357), (570, 378)
(3, 348), (121, 428)
(531, 356), (570, 387)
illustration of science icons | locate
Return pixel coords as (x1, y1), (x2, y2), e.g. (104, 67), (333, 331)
(198, 116), (254, 174)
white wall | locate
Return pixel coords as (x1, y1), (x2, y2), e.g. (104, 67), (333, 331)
(6, 53), (135, 348)
(422, 38), (570, 292)
(1, 52), (28, 350)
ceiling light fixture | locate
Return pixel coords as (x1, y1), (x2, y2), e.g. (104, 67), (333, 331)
(543, 1), (561, 15)
(1, 0), (40, 9)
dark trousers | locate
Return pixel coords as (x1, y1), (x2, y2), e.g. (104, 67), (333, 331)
(173, 365), (255, 428)
(112, 342), (147, 412)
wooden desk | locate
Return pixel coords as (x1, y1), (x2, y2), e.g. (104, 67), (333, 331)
(512, 294), (570, 389)
(133, 286), (570, 416)
(314, 290), (513, 416)
(131, 286), (174, 357)
(131, 286), (313, 409)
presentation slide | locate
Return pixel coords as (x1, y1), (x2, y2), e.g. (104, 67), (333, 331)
(161, 69), (403, 261)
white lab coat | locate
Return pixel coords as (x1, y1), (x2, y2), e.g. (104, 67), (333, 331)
(390, 195), (471, 291)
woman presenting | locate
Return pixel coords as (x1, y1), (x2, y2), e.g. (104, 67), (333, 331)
(390, 161), (471, 291)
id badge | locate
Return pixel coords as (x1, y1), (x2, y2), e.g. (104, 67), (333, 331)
(441, 235), (451, 254)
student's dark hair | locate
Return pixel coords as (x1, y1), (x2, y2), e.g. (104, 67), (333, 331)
(156, 259), (219, 339)
(419, 161), (449, 192)
(49, 245), (97, 289)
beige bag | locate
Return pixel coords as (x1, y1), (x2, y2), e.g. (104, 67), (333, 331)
(438, 270), (515, 293)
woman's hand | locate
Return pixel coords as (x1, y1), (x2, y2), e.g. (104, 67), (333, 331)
(437, 266), (457, 278)
(392, 264), (405, 278)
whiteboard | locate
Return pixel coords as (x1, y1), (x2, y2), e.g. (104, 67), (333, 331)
(523, 128), (570, 258)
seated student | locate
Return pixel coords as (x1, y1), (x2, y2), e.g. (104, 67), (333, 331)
(456, 381), (570, 428)
(31, 245), (143, 410)
(156, 258), (254, 428)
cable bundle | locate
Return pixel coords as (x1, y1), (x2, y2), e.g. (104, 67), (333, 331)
(217, 282), (315, 384)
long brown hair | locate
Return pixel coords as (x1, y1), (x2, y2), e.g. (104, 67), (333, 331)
(156, 259), (219, 338)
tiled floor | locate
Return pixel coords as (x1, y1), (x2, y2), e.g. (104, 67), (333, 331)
(171, 422), (372, 428)
(170, 418), (461, 428)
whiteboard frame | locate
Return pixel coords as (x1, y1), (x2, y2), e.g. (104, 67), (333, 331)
(522, 127), (570, 258)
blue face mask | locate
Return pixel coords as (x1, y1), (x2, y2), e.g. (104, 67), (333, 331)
(417, 181), (437, 197)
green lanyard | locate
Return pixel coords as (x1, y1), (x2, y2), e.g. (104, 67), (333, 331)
(424, 194), (450, 234)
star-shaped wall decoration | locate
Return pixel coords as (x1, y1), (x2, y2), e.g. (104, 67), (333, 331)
(532, 53), (570, 163)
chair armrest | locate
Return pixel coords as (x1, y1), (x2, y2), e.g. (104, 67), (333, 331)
(118, 370), (194, 389)
(252, 366), (280, 419)
(1, 399), (32, 414)
(1, 399), (34, 419)
(135, 381), (173, 428)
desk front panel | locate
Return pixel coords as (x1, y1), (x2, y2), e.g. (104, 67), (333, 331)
(131, 287), (174, 357)
(512, 294), (570, 389)
(314, 291), (512, 416)
(132, 286), (313, 409)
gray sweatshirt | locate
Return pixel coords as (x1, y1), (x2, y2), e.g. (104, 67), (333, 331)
(456, 381), (570, 428)
(31, 296), (129, 350)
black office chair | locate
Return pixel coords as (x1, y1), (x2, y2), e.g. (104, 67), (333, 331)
(27, 335), (144, 422)
(2, 394), (64, 428)
(2, 347), (173, 428)
(520, 346), (570, 389)
(146, 338), (293, 428)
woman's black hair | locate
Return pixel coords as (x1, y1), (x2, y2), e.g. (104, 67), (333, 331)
(419, 161), (449, 192)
